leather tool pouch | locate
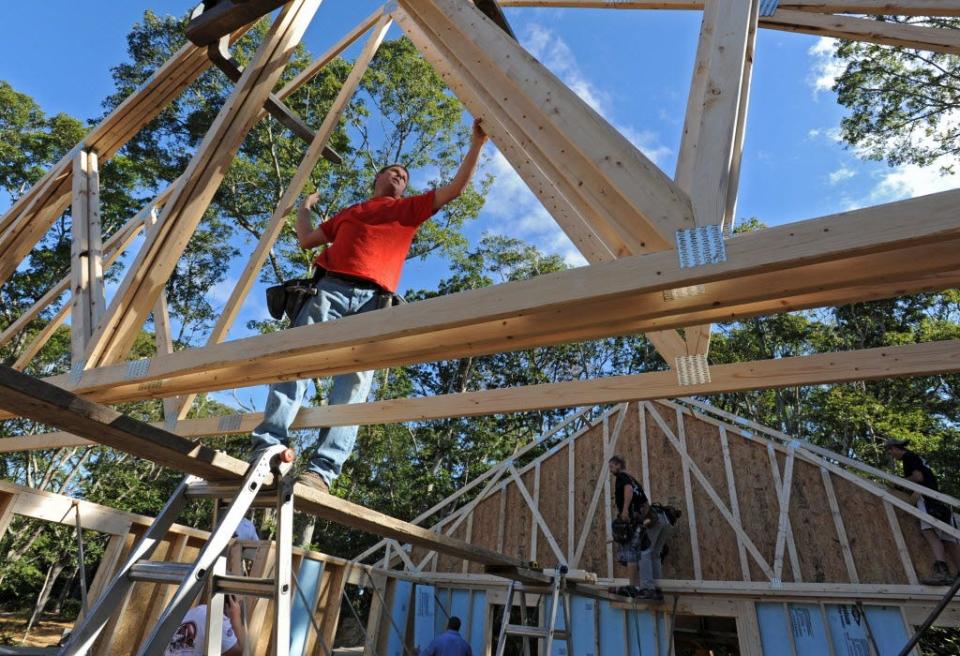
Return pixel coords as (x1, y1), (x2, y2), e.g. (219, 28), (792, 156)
(266, 269), (325, 323)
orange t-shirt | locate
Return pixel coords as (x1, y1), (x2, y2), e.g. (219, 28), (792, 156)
(314, 191), (436, 293)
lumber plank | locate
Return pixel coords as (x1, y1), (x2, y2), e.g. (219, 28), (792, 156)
(45, 241), (960, 400)
(145, 339), (960, 433)
(676, 407), (703, 580)
(22, 187), (960, 405)
(82, 0), (323, 369)
(762, 9), (960, 55)
(720, 425), (751, 581)
(0, 27), (252, 288)
(820, 466), (859, 584)
(674, 0), (757, 357)
(400, 0), (696, 252)
(498, 0), (960, 16)
(0, 364), (525, 568)
(394, 7), (618, 262)
(72, 150), (106, 363)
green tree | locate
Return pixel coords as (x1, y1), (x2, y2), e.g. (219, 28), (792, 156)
(830, 16), (960, 168)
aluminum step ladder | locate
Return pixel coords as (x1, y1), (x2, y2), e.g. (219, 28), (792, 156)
(59, 444), (296, 656)
(494, 565), (574, 656)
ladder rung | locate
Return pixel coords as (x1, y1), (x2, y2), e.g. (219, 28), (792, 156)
(186, 482), (281, 507)
(129, 561), (193, 584)
(504, 625), (559, 639)
(213, 574), (276, 598)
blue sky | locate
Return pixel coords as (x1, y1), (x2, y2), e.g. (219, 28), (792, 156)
(1, 2), (954, 408)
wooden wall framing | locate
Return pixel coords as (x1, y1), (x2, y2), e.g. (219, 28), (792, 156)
(0, 479), (363, 656)
(366, 399), (960, 603)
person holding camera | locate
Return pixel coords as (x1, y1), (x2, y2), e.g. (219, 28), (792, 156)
(163, 595), (245, 656)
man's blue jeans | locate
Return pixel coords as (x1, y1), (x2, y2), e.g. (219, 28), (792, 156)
(251, 276), (379, 484)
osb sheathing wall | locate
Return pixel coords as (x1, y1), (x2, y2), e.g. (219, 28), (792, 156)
(416, 401), (932, 586)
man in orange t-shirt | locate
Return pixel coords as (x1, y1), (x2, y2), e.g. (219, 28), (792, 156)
(251, 120), (489, 492)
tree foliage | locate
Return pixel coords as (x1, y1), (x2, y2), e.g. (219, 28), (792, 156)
(831, 16), (960, 168)
(0, 13), (959, 652)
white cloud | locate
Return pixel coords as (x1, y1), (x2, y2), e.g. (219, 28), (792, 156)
(522, 23), (610, 115)
(828, 167), (856, 185)
(481, 148), (587, 267)
(807, 37), (843, 97)
(869, 163), (960, 203)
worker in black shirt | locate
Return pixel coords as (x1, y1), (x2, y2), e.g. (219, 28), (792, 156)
(885, 438), (959, 585)
(608, 455), (675, 600)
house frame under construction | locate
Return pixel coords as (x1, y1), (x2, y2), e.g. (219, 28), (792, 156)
(2, 0), (960, 653)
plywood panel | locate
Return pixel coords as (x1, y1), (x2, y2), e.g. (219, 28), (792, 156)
(502, 472), (535, 564)
(536, 446), (569, 568)
(834, 475), (907, 584)
(467, 488), (503, 574)
(893, 492), (932, 581)
(641, 406), (693, 581)
(683, 413), (743, 582)
(727, 431), (779, 583)
(574, 416), (606, 554)
(789, 460), (849, 583)
(436, 519), (468, 573)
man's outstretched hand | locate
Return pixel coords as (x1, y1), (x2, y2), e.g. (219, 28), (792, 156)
(472, 118), (489, 146)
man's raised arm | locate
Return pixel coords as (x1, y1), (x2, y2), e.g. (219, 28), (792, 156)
(433, 119), (488, 211)
(295, 191), (330, 249)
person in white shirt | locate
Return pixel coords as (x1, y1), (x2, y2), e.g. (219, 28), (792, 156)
(164, 595), (245, 656)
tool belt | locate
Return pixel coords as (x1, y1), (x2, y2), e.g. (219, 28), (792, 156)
(651, 503), (682, 526)
(265, 268), (401, 323)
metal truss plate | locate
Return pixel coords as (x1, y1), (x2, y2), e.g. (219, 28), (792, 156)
(676, 224), (727, 269)
(759, 0), (780, 16)
(675, 353), (711, 386)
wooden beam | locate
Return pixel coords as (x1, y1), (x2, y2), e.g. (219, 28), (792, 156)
(645, 402), (775, 580)
(884, 500), (920, 585)
(676, 406), (703, 580)
(398, 0), (696, 254)
(770, 444), (797, 584)
(32, 187), (960, 406)
(70, 149), (105, 364)
(151, 291), (182, 426)
(0, 364), (525, 569)
(507, 464), (567, 565)
(82, 0), (323, 369)
(673, 0), (758, 357)
(762, 10), (960, 56)
(498, 0), (960, 17)
(171, 14), (393, 421)
(720, 425), (751, 581)
(394, 6), (620, 263)
(0, 26), (254, 288)
(396, 0), (691, 368)
(820, 467), (859, 584)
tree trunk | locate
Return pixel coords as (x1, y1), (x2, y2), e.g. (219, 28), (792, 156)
(22, 558), (67, 641)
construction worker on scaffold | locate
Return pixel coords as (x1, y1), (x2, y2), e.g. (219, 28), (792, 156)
(250, 120), (488, 494)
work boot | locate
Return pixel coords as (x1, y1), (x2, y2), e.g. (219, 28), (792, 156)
(921, 560), (953, 586)
(297, 471), (330, 494)
(614, 586), (636, 597)
(634, 588), (664, 602)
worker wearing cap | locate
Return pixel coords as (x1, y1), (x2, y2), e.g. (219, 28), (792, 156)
(885, 438), (960, 585)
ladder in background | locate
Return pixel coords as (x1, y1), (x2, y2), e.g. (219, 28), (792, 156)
(60, 444), (296, 656)
(494, 565), (574, 656)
